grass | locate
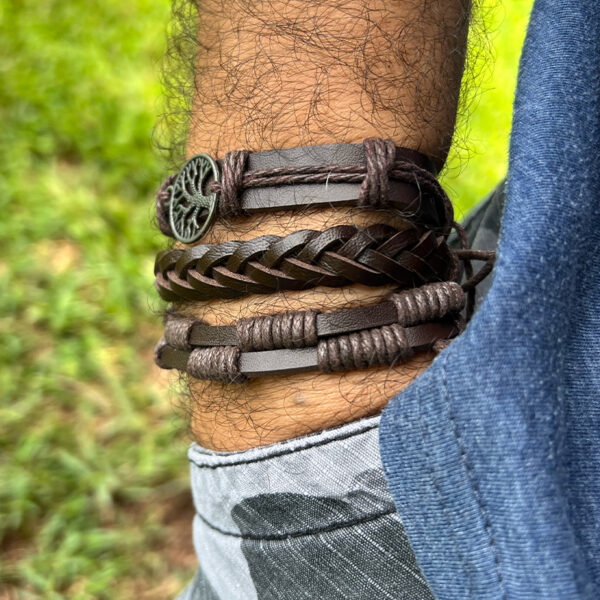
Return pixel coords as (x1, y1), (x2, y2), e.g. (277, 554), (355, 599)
(0, 1), (532, 598)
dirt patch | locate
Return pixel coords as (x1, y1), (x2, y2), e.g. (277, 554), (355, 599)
(33, 239), (81, 274)
(161, 489), (197, 572)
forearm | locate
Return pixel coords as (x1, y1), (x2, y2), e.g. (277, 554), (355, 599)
(189, 0), (469, 161)
(179, 0), (471, 450)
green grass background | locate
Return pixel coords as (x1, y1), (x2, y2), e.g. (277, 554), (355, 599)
(0, 1), (533, 598)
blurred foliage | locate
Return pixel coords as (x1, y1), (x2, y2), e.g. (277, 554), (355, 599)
(0, 0), (532, 598)
(0, 1), (196, 598)
(444, 1), (533, 217)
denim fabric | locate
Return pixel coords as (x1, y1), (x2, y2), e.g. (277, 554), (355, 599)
(178, 416), (434, 599)
(379, 1), (600, 598)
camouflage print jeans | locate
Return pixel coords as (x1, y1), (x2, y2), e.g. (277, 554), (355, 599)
(177, 414), (434, 600)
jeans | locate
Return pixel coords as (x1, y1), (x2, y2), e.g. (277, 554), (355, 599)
(178, 416), (434, 599)
(380, 1), (600, 598)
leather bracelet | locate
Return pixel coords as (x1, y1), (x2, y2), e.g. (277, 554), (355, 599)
(155, 223), (458, 302)
(155, 320), (459, 381)
(162, 282), (465, 351)
(156, 138), (452, 244)
(154, 282), (465, 381)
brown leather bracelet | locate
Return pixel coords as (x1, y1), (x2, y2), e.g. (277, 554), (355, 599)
(154, 282), (465, 381)
(155, 319), (459, 381)
(155, 223), (457, 302)
(156, 138), (452, 244)
(162, 281), (465, 351)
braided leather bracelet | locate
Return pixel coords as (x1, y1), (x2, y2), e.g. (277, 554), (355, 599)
(156, 139), (452, 243)
(154, 282), (465, 381)
(155, 223), (457, 302)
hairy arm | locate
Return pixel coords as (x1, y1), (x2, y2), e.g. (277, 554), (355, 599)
(168, 0), (471, 450)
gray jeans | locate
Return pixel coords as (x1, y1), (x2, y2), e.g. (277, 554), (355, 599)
(177, 414), (434, 600)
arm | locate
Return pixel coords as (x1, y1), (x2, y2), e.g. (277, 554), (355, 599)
(171, 0), (471, 450)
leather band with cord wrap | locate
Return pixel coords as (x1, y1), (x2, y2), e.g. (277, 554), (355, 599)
(154, 223), (457, 302)
(154, 282), (465, 381)
(155, 320), (460, 381)
(162, 281), (465, 351)
(156, 138), (452, 244)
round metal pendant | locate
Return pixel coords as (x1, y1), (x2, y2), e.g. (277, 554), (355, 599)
(168, 153), (220, 244)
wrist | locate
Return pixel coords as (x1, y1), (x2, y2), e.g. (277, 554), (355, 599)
(181, 208), (442, 452)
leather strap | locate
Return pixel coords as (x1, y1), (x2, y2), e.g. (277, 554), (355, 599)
(156, 140), (451, 243)
(187, 301), (399, 347)
(163, 281), (466, 351)
(156, 320), (458, 379)
(155, 223), (457, 302)
(225, 143), (436, 212)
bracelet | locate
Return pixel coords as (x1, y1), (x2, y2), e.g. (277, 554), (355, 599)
(151, 139), (496, 382)
(154, 223), (458, 302)
(162, 281), (465, 350)
(154, 282), (465, 381)
(155, 138), (452, 244)
(155, 321), (459, 381)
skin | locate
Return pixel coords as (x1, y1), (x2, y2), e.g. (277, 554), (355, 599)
(178, 0), (471, 450)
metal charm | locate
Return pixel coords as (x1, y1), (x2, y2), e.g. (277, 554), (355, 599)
(168, 153), (220, 244)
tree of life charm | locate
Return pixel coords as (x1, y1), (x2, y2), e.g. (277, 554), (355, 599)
(168, 153), (221, 244)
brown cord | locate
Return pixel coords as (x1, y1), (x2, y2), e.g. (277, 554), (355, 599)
(455, 249), (496, 291)
(317, 323), (413, 373)
(389, 281), (466, 326)
(186, 346), (246, 383)
(219, 150), (250, 219)
(164, 315), (195, 350)
(156, 174), (177, 237)
(451, 217), (496, 321)
(452, 220), (476, 318)
(359, 138), (397, 208)
(237, 310), (319, 352)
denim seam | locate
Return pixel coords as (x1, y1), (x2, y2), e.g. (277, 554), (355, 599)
(194, 507), (397, 540)
(189, 422), (379, 469)
(441, 352), (507, 599)
(415, 365), (473, 598)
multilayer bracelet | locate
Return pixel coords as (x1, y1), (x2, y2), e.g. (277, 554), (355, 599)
(152, 139), (496, 382)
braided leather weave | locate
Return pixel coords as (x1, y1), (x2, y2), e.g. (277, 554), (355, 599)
(155, 282), (465, 381)
(155, 223), (457, 302)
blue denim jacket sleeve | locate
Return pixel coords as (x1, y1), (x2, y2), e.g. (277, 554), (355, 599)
(379, 1), (600, 598)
